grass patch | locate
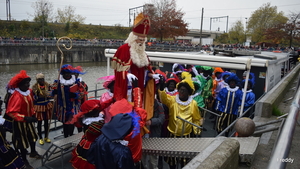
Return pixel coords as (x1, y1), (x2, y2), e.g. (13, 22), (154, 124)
(272, 106), (284, 116)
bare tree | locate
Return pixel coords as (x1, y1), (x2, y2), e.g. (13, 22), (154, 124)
(56, 5), (86, 24)
(32, 0), (53, 23)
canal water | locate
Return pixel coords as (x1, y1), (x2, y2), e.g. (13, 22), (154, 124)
(0, 62), (114, 100)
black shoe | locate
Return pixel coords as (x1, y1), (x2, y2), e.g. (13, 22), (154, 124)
(24, 160), (34, 169)
(29, 151), (42, 159)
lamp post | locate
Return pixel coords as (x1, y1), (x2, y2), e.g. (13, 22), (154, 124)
(128, 4), (154, 27)
(245, 17), (248, 46)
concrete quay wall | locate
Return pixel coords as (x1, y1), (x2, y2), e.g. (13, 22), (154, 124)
(0, 46), (113, 64)
(255, 63), (300, 117)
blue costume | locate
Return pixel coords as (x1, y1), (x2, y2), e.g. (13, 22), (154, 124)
(241, 78), (256, 116)
(87, 113), (135, 169)
(52, 64), (85, 138)
(215, 74), (242, 135)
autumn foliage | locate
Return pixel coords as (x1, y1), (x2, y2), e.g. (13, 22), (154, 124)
(144, 0), (188, 41)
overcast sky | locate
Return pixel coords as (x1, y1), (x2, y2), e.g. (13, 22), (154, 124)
(0, 0), (299, 32)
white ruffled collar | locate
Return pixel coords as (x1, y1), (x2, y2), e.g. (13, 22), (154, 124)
(60, 75), (76, 86)
(82, 114), (104, 125)
(226, 86), (240, 92)
(200, 73), (208, 80)
(175, 95), (193, 106)
(15, 88), (30, 96)
(8, 89), (15, 94)
(165, 88), (178, 95)
(191, 92), (200, 98)
(242, 89), (252, 93)
(215, 77), (222, 82)
(221, 81), (228, 86)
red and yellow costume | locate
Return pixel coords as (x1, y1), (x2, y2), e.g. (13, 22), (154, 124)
(5, 71), (38, 149)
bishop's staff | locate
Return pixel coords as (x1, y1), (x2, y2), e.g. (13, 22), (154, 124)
(48, 37), (72, 137)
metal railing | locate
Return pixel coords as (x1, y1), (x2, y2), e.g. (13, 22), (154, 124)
(267, 74), (300, 169)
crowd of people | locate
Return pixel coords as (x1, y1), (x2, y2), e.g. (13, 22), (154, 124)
(0, 13), (257, 169)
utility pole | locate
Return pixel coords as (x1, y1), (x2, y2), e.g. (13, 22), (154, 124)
(199, 8), (204, 50)
(42, 3), (47, 39)
(6, 0), (11, 21)
(245, 17), (248, 46)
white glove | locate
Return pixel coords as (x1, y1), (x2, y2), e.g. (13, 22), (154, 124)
(192, 66), (199, 76)
(127, 73), (138, 86)
(152, 74), (161, 80)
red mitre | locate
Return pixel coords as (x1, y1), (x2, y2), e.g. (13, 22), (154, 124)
(8, 70), (30, 88)
(132, 13), (150, 37)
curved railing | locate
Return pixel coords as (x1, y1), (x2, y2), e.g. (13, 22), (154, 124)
(267, 73), (300, 169)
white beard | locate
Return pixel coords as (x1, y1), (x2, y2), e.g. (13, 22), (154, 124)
(125, 32), (149, 68)
(129, 41), (149, 68)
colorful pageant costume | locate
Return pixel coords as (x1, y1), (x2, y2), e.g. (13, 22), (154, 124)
(52, 74), (83, 123)
(111, 13), (155, 121)
(87, 113), (136, 169)
(158, 78), (202, 137)
(0, 131), (25, 169)
(215, 74), (242, 134)
(6, 88), (38, 149)
(70, 99), (112, 169)
(71, 118), (104, 169)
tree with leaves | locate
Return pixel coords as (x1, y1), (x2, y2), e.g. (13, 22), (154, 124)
(228, 20), (245, 44)
(32, 0), (54, 38)
(144, 0), (188, 41)
(284, 12), (300, 47)
(55, 5), (86, 24)
(214, 33), (229, 44)
(247, 3), (288, 44)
